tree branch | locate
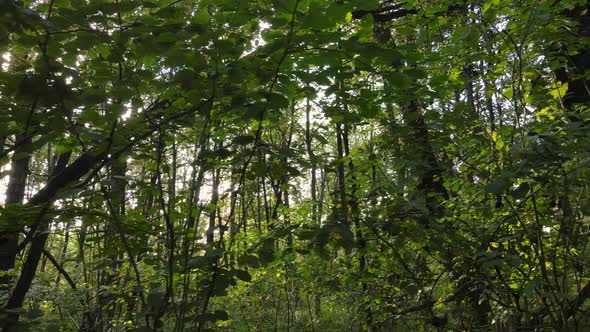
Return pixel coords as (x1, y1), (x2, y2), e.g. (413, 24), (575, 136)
(41, 248), (76, 290)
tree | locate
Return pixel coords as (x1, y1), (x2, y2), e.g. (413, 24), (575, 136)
(1, 0), (590, 330)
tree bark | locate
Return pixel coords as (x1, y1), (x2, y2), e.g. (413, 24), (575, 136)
(207, 153), (221, 244)
(402, 101), (448, 225)
(305, 97), (319, 225)
(0, 134), (31, 294)
(2, 151), (71, 331)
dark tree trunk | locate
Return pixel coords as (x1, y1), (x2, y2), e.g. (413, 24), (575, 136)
(2, 151), (71, 331)
(0, 135), (31, 293)
(402, 101), (448, 224)
(335, 123), (347, 222)
(554, 5), (590, 110)
(207, 158), (221, 245)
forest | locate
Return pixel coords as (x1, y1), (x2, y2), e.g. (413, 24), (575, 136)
(1, 0), (590, 330)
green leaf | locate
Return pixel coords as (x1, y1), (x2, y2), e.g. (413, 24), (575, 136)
(233, 269), (252, 282)
(213, 310), (229, 321)
(205, 247), (224, 258)
(511, 182), (530, 199)
(55, 143), (73, 154)
(482, 0), (499, 13)
(353, 0), (378, 11)
(549, 82), (568, 99)
(26, 308), (44, 319)
(147, 291), (165, 309)
(303, 6), (332, 29)
(386, 71), (410, 88)
(327, 223), (355, 252)
(11, 152), (30, 160)
(234, 135), (255, 145)
(257, 238), (275, 265)
(267, 93), (289, 109)
(212, 275), (232, 296)
(188, 256), (209, 269)
(238, 254), (260, 268)
(95, 43), (110, 58)
(251, 162), (266, 177)
(485, 179), (510, 194)
(580, 199), (590, 216)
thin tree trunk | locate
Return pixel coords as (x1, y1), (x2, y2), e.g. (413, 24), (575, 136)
(207, 164), (221, 245)
(342, 125), (373, 330)
(335, 123), (347, 222)
(318, 168), (326, 225)
(177, 134), (208, 332)
(262, 174), (271, 230)
(96, 154), (127, 330)
(305, 97), (318, 225)
(257, 178), (262, 234)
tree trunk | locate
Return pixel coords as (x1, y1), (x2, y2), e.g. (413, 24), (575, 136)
(96, 155), (127, 330)
(2, 151), (71, 331)
(207, 155), (221, 245)
(0, 135), (31, 295)
(554, 5), (590, 110)
(305, 97), (319, 225)
(335, 123), (347, 223)
(402, 100), (448, 224)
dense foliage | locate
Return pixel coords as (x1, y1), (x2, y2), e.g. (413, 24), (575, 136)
(1, 0), (590, 330)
